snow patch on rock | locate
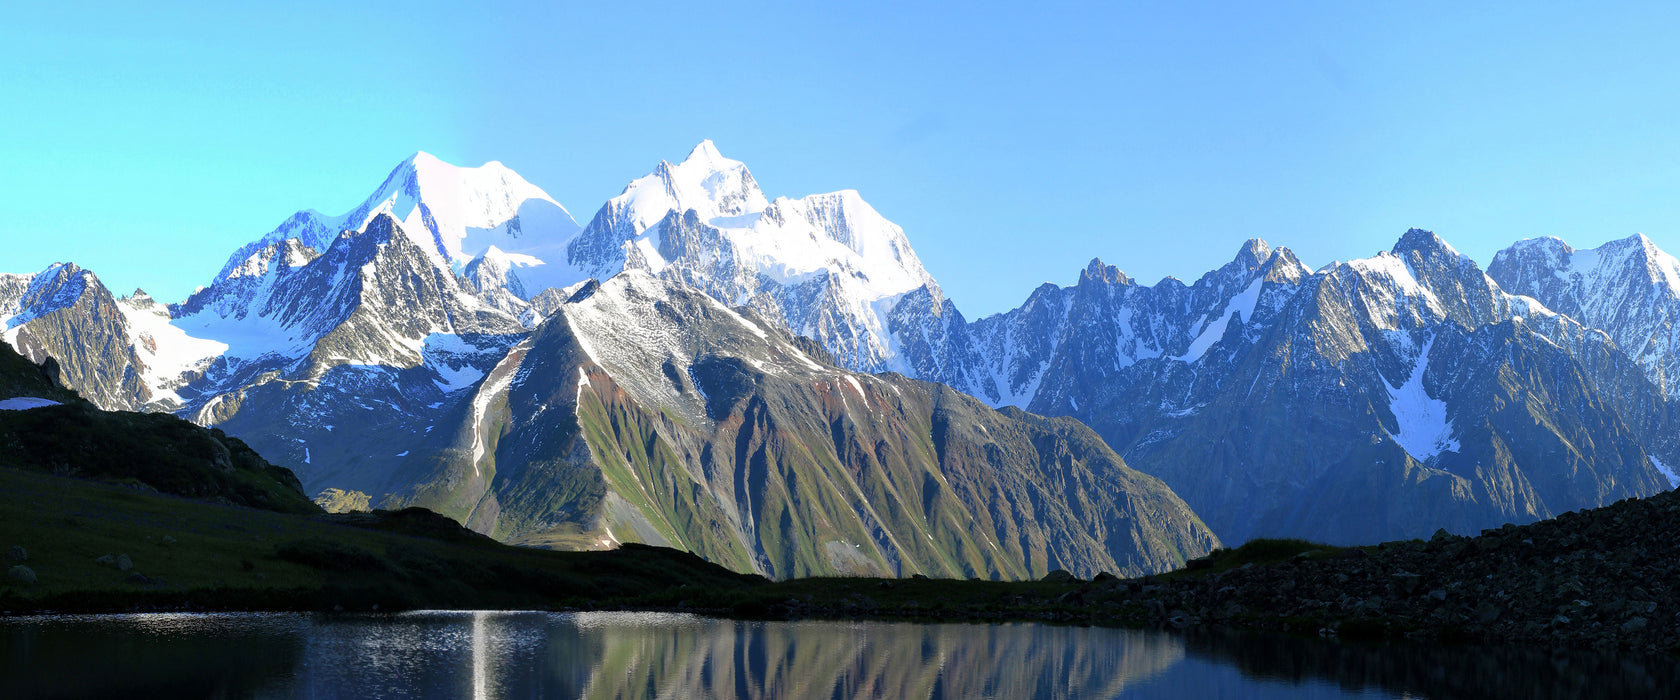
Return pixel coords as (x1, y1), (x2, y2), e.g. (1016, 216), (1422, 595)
(1651, 455), (1679, 489)
(1176, 277), (1264, 363)
(1385, 335), (1459, 462)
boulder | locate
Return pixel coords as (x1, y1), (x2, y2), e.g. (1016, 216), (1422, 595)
(1041, 569), (1078, 583)
(7, 565), (35, 584)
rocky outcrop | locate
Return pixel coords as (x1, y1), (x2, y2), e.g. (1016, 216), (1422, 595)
(1111, 488), (1680, 653)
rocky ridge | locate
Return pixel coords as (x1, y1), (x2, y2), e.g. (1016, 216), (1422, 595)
(1490, 233), (1680, 401)
(951, 231), (1677, 545)
(379, 271), (1218, 580)
(1109, 486), (1680, 653)
(4, 145), (1679, 564)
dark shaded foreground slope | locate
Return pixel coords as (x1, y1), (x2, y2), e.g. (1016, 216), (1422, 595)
(672, 489), (1680, 655)
(0, 342), (316, 514)
(0, 467), (760, 613)
(4, 444), (1678, 658)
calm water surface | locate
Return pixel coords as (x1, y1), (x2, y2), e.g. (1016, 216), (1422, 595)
(1, 611), (1672, 699)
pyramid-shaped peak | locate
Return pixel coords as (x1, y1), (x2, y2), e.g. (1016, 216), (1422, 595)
(1613, 233), (1680, 288)
(684, 139), (726, 164)
(46, 261), (86, 276)
(611, 141), (766, 222)
(1259, 245), (1312, 283)
(1236, 238), (1272, 268)
(361, 212), (401, 238)
(669, 140), (751, 180)
(1391, 227), (1463, 260)
(391, 151), (452, 181)
(1606, 232), (1660, 253)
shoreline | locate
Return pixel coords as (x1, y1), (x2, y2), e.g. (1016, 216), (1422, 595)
(5, 462), (1678, 657)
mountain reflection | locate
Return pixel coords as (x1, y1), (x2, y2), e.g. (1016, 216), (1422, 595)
(1, 611), (1185, 699)
(561, 613), (1182, 699)
(6, 611), (1669, 698)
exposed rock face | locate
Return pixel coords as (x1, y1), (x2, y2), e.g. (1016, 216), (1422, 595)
(6, 143), (1677, 569)
(314, 488), (372, 514)
(1490, 233), (1680, 400)
(380, 272), (1218, 580)
(133, 213), (527, 495)
(0, 327), (319, 515)
(950, 231), (1674, 545)
(0, 264), (153, 410)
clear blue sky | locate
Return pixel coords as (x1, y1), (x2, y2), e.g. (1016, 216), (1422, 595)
(4, 2), (1679, 316)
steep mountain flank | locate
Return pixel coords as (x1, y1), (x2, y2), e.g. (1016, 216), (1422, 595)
(970, 232), (1672, 544)
(6, 144), (1677, 562)
(561, 141), (950, 378)
(383, 272), (1217, 580)
(182, 213), (528, 490)
(1490, 233), (1680, 400)
(0, 265), (180, 411)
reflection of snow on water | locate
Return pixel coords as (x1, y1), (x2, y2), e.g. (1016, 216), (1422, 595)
(13, 609), (1641, 697)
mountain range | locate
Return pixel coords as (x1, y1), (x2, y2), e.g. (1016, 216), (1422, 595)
(4, 142), (1675, 577)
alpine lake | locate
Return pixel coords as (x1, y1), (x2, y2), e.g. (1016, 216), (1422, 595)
(3, 610), (1673, 699)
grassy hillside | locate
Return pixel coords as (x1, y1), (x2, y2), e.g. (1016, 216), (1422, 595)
(0, 342), (317, 514)
(0, 466), (762, 613)
(0, 337), (78, 403)
(389, 275), (1219, 581)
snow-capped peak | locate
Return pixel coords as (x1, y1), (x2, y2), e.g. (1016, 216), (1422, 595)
(627, 141), (769, 230)
(567, 142), (932, 298)
(681, 139), (730, 171)
(1499, 232), (1680, 298)
(1623, 233), (1680, 292)
(557, 142), (944, 378)
(215, 152), (581, 296)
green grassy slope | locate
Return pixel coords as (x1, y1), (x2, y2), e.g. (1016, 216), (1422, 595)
(389, 278), (1219, 581)
(0, 341), (317, 514)
(0, 466), (762, 613)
